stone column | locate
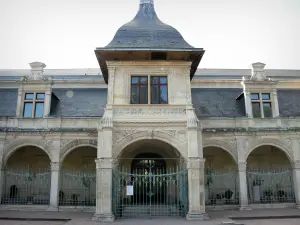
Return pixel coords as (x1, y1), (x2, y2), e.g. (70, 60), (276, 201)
(292, 160), (300, 209)
(238, 161), (251, 210)
(0, 162), (3, 203)
(48, 162), (60, 211)
(92, 158), (115, 222)
(44, 89), (52, 117)
(186, 158), (208, 220)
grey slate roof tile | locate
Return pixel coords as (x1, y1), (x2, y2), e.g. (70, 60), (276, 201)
(278, 90), (300, 117)
(50, 88), (107, 117)
(192, 88), (246, 118)
(0, 89), (18, 117)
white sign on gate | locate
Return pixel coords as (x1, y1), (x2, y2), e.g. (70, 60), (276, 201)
(126, 185), (134, 196)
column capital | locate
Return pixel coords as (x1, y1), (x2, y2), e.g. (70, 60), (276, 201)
(187, 157), (205, 169)
(95, 158), (118, 169)
(293, 160), (300, 170)
(50, 162), (60, 171)
(238, 161), (247, 172)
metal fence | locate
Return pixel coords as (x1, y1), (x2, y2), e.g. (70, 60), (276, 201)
(205, 170), (239, 205)
(112, 167), (188, 218)
(59, 170), (96, 206)
(1, 168), (51, 205)
(247, 168), (295, 204)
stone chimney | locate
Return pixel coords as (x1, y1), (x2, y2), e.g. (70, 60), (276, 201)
(250, 62), (268, 81)
(28, 61), (46, 80)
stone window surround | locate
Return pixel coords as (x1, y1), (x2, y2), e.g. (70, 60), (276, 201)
(242, 81), (279, 118)
(16, 84), (52, 118)
(130, 74), (168, 104)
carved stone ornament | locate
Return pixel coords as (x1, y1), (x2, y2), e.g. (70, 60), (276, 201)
(27, 62), (46, 81)
(187, 158), (205, 169)
(50, 162), (60, 171)
(113, 108), (187, 116)
(95, 158), (118, 169)
(250, 62), (269, 81)
(238, 161), (247, 172)
(293, 160), (300, 170)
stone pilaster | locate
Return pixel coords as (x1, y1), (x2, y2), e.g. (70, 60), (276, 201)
(186, 158), (208, 220)
(238, 161), (251, 210)
(292, 160), (300, 209)
(47, 162), (60, 211)
(92, 158), (115, 222)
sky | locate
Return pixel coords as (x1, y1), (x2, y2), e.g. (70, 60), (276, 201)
(0, 0), (299, 70)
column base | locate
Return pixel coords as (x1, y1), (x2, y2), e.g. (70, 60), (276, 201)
(92, 213), (115, 222)
(239, 205), (252, 211)
(186, 211), (209, 220)
(47, 206), (59, 211)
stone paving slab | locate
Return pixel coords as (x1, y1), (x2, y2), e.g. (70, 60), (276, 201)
(0, 208), (299, 225)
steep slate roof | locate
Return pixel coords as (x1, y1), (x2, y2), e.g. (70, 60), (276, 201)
(105, 1), (194, 49)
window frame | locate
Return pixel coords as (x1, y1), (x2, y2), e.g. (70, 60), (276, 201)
(23, 92), (45, 118)
(130, 74), (168, 105)
(250, 92), (272, 118)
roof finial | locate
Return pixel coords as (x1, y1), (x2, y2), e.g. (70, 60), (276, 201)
(140, 0), (153, 4)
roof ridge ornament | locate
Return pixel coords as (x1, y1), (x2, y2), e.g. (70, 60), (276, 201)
(140, 0), (153, 4)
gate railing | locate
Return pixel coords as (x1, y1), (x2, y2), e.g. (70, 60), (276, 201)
(1, 168), (51, 205)
(205, 171), (239, 205)
(112, 168), (188, 218)
(247, 168), (295, 204)
(59, 170), (96, 206)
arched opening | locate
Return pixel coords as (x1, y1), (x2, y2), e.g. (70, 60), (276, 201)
(2, 146), (51, 205)
(203, 147), (238, 207)
(246, 145), (295, 204)
(113, 139), (188, 218)
(59, 146), (97, 207)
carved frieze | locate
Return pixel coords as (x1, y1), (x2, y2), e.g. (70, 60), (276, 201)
(113, 108), (187, 116)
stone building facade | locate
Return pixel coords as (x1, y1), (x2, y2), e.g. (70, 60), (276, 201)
(0, 0), (300, 221)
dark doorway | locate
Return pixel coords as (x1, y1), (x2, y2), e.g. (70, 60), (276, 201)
(131, 153), (166, 204)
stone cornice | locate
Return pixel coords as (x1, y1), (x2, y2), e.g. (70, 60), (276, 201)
(106, 61), (192, 67)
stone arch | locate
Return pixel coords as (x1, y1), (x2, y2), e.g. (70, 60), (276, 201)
(3, 139), (53, 165)
(113, 130), (185, 159)
(245, 138), (293, 164)
(203, 139), (238, 163)
(59, 139), (97, 163)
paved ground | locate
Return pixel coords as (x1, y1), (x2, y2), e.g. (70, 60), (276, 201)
(0, 208), (299, 225)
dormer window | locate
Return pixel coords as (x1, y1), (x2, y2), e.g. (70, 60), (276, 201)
(251, 93), (272, 118)
(131, 75), (168, 104)
(23, 93), (45, 118)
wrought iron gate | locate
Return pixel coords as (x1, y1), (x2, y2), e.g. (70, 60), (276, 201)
(112, 168), (188, 218)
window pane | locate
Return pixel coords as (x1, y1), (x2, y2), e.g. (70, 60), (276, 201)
(35, 103), (44, 118)
(140, 85), (148, 104)
(160, 77), (167, 84)
(151, 85), (159, 104)
(151, 77), (159, 84)
(160, 86), (168, 104)
(131, 77), (139, 84)
(140, 77), (148, 84)
(251, 93), (259, 100)
(25, 93), (34, 100)
(23, 103), (33, 118)
(252, 102), (261, 118)
(263, 102), (272, 118)
(36, 93), (45, 100)
(262, 93), (270, 100)
(131, 85), (139, 104)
